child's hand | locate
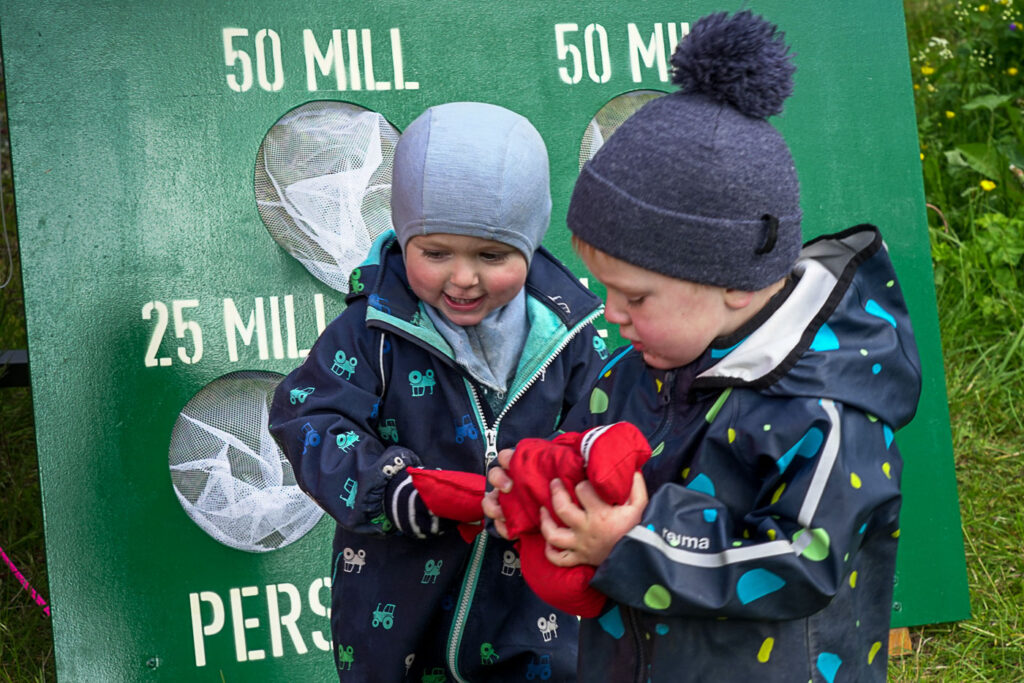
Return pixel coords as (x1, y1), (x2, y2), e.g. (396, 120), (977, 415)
(540, 472), (648, 567)
(482, 447), (516, 539)
(487, 447), (516, 493)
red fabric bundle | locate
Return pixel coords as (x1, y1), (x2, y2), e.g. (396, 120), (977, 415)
(500, 422), (651, 617)
(408, 422), (651, 617)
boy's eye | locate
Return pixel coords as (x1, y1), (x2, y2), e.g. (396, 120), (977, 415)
(626, 296), (646, 306)
(421, 249), (448, 260)
(480, 252), (508, 263)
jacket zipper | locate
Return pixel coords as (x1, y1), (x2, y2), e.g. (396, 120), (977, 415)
(625, 605), (646, 682)
(646, 370), (676, 448)
(445, 307), (603, 681)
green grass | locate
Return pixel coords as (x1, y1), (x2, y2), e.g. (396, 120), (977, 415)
(2, 2), (1024, 680)
(889, 0), (1024, 679)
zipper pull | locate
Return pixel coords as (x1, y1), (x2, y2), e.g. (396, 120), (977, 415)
(484, 428), (499, 464)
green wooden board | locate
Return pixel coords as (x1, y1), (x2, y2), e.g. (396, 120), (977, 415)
(0, 1), (969, 679)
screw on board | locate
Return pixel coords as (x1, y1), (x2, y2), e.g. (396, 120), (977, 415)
(146, 657), (162, 669)
(892, 601), (903, 612)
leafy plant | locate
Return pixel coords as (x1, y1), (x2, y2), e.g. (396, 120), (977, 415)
(911, 0), (1024, 224)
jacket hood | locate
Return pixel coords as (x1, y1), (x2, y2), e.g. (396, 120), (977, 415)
(691, 225), (922, 429)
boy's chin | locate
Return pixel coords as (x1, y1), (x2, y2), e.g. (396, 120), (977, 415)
(639, 350), (687, 371)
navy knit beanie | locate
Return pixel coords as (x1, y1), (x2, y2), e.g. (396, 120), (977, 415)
(567, 11), (801, 291)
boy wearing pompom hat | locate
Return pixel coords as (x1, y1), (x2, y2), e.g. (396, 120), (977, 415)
(485, 11), (922, 681)
(270, 101), (608, 681)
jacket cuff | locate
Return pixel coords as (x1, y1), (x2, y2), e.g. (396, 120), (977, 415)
(384, 469), (445, 538)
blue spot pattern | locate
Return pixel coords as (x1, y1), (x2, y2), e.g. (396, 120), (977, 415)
(776, 427), (824, 473)
(598, 606), (626, 639)
(865, 299), (897, 328)
(810, 323), (840, 351)
(686, 473), (716, 497)
(816, 652), (843, 683)
(736, 568), (786, 604)
(883, 424), (894, 448)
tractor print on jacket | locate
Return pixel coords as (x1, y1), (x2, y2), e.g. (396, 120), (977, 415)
(453, 415), (479, 443)
(342, 547), (366, 573)
(331, 349), (358, 379)
(372, 603), (395, 630)
(300, 422), (321, 455)
(537, 614), (559, 642)
(501, 549), (521, 577)
(336, 431), (360, 452)
(348, 268), (364, 294)
(289, 386), (314, 404)
(421, 559), (442, 584)
(408, 369), (436, 397)
(480, 643), (499, 665)
(337, 645), (354, 670)
(378, 418), (399, 443)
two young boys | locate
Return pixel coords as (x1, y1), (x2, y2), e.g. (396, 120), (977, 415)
(485, 10), (923, 682)
(273, 9), (922, 682)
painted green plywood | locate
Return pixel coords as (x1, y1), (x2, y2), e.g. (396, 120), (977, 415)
(0, 1), (968, 680)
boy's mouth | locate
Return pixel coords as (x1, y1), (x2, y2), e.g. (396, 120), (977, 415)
(443, 293), (484, 311)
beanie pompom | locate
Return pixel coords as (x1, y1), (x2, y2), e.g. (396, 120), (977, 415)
(670, 10), (795, 119)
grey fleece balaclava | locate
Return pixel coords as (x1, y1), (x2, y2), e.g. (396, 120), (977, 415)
(391, 101), (551, 264)
(567, 11), (802, 291)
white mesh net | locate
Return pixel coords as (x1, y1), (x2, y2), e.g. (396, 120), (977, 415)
(169, 371), (323, 552)
(255, 101), (399, 293)
(578, 90), (665, 169)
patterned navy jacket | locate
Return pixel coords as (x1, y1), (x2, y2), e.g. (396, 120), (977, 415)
(269, 231), (606, 682)
(562, 226), (923, 683)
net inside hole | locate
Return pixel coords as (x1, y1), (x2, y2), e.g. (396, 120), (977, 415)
(255, 101), (399, 293)
(169, 371), (323, 552)
(578, 90), (665, 170)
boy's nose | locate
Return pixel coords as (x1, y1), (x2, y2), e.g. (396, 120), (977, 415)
(449, 260), (479, 288)
(604, 299), (630, 326)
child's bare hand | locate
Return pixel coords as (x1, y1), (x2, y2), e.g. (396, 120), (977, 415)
(540, 472), (648, 567)
(487, 447), (516, 493)
(482, 447), (517, 539)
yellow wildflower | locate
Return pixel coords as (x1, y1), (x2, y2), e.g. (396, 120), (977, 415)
(979, 3), (989, 11)
(1009, 67), (1019, 76)
(921, 65), (936, 76)
(980, 179), (997, 191)
(945, 110), (956, 119)
(920, 152), (925, 161)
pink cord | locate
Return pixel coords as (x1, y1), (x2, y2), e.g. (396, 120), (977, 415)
(0, 543), (51, 617)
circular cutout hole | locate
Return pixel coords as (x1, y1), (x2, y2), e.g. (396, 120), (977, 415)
(255, 101), (400, 292)
(169, 371), (323, 552)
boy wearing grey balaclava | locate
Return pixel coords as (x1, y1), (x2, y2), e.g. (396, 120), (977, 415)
(270, 101), (607, 682)
(392, 102), (551, 409)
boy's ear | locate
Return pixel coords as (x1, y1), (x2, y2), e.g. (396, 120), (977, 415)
(723, 288), (755, 310)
